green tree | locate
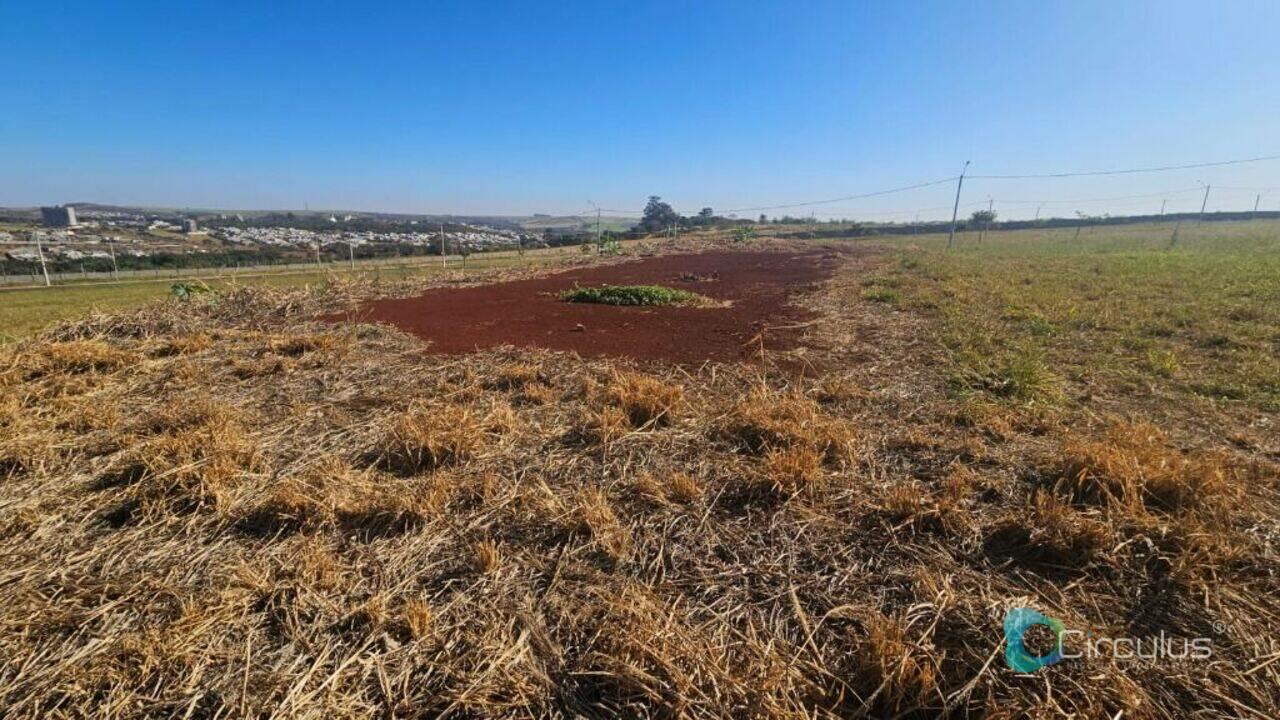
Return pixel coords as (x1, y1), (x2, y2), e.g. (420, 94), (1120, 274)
(639, 196), (679, 233)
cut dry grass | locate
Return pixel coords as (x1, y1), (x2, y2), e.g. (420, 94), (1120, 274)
(722, 387), (857, 464)
(0, 233), (1277, 719)
(96, 398), (262, 517)
(597, 369), (685, 428)
(1058, 421), (1241, 514)
(375, 402), (486, 475)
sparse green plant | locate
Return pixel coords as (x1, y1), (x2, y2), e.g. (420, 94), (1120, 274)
(170, 281), (213, 302)
(561, 284), (708, 307)
(862, 286), (899, 304)
(1143, 348), (1180, 377)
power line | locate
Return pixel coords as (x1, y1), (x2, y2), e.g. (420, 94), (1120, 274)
(969, 153), (1280, 180)
(991, 186), (1203, 206)
(1210, 184), (1280, 192)
(723, 176), (959, 213)
(587, 154), (1278, 219)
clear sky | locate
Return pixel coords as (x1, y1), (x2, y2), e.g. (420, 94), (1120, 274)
(3, 1), (1279, 220)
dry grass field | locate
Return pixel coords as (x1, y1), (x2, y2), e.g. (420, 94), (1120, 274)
(1, 226), (1277, 718)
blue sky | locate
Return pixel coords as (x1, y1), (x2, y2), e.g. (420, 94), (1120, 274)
(3, 1), (1279, 219)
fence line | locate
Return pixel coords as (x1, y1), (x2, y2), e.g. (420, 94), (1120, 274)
(0, 243), (582, 290)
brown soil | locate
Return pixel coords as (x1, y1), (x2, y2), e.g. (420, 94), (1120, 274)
(329, 250), (844, 362)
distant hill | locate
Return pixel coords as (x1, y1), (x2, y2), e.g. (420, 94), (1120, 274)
(3, 203), (638, 230)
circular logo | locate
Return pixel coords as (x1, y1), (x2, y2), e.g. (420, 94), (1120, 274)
(1004, 607), (1066, 672)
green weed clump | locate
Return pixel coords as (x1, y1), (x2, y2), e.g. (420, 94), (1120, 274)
(560, 284), (708, 307)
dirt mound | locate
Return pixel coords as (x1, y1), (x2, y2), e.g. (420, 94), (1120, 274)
(328, 250), (842, 362)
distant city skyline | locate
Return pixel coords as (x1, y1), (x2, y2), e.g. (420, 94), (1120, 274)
(3, 1), (1279, 220)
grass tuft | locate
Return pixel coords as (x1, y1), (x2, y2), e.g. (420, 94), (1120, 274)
(598, 370), (684, 428)
(376, 403), (486, 475)
(1058, 422), (1240, 514)
(722, 388), (856, 464)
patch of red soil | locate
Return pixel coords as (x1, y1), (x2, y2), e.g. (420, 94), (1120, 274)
(330, 250), (842, 363)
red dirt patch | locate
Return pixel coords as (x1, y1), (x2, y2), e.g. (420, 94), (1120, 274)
(331, 250), (843, 363)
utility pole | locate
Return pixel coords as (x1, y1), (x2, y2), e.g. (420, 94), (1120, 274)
(348, 242), (355, 270)
(1197, 184), (1211, 226)
(33, 231), (51, 287)
(978, 197), (994, 243)
(107, 237), (119, 279)
(947, 160), (970, 249)
(1034, 204), (1043, 221)
(1253, 193), (1262, 220)
(439, 224), (447, 267)
(595, 208), (602, 246)
(1160, 199), (1167, 216)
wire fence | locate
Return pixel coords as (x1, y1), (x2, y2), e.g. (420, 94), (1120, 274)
(0, 243), (583, 289)
(5, 153), (1279, 287)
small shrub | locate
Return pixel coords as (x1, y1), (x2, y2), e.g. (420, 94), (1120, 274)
(170, 281), (213, 302)
(561, 284), (709, 307)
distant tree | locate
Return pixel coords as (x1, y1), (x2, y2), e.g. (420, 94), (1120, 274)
(682, 207), (720, 228)
(639, 196), (679, 233)
(758, 213), (768, 224)
(970, 209), (996, 227)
